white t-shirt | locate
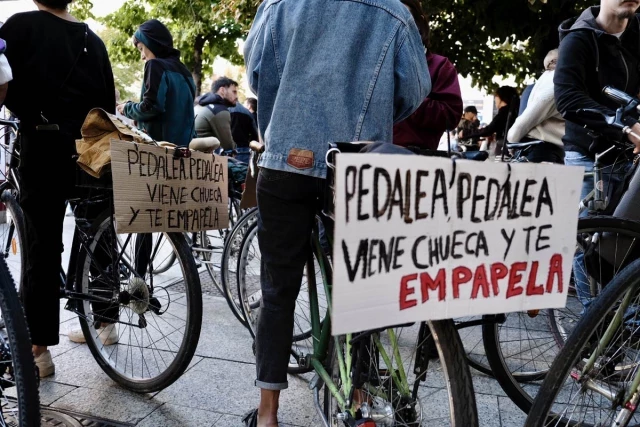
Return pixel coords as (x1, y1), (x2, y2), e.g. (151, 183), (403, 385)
(0, 54), (12, 85)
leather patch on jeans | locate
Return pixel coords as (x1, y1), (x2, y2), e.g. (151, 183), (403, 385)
(286, 148), (314, 170)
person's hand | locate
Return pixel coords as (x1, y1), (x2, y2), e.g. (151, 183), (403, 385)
(116, 103), (126, 115)
(629, 122), (640, 154)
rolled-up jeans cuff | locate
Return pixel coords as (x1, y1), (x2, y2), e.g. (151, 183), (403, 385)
(255, 380), (288, 390)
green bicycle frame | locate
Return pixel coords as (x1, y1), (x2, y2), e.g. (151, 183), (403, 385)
(306, 225), (416, 419)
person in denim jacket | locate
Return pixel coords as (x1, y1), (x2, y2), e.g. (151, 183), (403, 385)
(243, 0), (430, 425)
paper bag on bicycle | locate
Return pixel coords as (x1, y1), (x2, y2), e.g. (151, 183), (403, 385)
(75, 108), (149, 178)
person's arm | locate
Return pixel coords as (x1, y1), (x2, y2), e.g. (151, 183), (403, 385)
(554, 33), (628, 142)
(465, 108), (508, 139)
(0, 33), (15, 108)
(393, 25), (431, 123)
(0, 55), (11, 105)
(210, 110), (235, 151)
(407, 58), (462, 133)
(123, 59), (166, 122)
(99, 43), (116, 114)
(508, 86), (556, 143)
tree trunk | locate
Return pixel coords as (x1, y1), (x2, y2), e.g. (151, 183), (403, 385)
(193, 35), (205, 98)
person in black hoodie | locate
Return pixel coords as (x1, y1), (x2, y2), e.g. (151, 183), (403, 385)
(0, 0), (115, 377)
(556, 0), (640, 309)
(555, 0), (640, 205)
(195, 76), (238, 151)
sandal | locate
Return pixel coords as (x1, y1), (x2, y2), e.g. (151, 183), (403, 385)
(242, 408), (259, 427)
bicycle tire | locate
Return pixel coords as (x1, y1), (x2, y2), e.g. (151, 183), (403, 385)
(75, 211), (202, 393)
(324, 320), (478, 426)
(150, 239), (177, 275)
(0, 257), (40, 426)
(431, 319), (479, 426)
(0, 190), (26, 295)
(525, 257), (640, 427)
(219, 207), (258, 327)
(486, 216), (640, 415)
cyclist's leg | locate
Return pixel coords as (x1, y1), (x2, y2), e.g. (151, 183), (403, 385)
(253, 168), (322, 423)
(81, 199), (120, 324)
(134, 233), (152, 277)
(565, 151), (594, 307)
(21, 190), (66, 348)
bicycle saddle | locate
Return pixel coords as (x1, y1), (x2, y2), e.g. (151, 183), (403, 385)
(189, 137), (220, 153)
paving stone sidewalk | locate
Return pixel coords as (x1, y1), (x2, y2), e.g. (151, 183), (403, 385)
(34, 217), (529, 426)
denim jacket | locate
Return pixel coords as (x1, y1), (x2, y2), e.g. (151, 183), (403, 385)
(244, 0), (431, 178)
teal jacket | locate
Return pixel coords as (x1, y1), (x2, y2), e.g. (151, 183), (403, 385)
(124, 57), (196, 146)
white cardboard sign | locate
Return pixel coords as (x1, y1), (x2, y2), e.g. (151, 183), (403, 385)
(332, 154), (584, 335)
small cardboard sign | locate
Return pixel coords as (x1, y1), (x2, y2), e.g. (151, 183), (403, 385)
(111, 140), (229, 234)
(332, 154), (583, 335)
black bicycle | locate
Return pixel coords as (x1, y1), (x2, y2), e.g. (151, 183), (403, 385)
(0, 255), (40, 426)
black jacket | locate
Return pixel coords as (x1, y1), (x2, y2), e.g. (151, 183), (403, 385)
(555, 7), (640, 157)
(229, 103), (259, 149)
(464, 106), (515, 141)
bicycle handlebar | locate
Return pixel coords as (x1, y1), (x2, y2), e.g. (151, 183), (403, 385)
(603, 86), (636, 107)
(0, 118), (18, 131)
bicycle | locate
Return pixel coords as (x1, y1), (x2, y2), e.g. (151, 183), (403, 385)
(7, 133), (207, 393)
(0, 118), (25, 290)
(238, 141), (479, 426)
(0, 256), (40, 426)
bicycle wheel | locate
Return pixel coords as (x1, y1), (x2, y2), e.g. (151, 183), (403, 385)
(74, 211), (202, 393)
(0, 190), (25, 294)
(199, 197), (242, 294)
(456, 315), (494, 376)
(324, 320), (478, 426)
(149, 234), (177, 275)
(238, 219), (329, 374)
(525, 257), (640, 427)
(0, 257), (40, 426)
(219, 207), (258, 326)
(485, 216), (640, 415)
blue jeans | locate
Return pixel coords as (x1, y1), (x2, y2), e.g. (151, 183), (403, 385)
(566, 151), (632, 307)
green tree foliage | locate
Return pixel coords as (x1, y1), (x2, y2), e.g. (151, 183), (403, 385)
(427, 0), (591, 90)
(72, 0), (595, 92)
(207, 0), (593, 91)
(96, 0), (244, 96)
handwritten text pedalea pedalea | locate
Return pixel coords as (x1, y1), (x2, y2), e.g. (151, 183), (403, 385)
(343, 165), (554, 224)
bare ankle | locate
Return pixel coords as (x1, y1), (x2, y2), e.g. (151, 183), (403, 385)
(32, 345), (47, 357)
(258, 389), (280, 427)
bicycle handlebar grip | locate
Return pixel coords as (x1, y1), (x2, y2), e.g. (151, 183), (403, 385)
(249, 140), (265, 153)
(603, 86), (635, 106)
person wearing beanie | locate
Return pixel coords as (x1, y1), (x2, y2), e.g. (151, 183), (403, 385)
(117, 19), (196, 147)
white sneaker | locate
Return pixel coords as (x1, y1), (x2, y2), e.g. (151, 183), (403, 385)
(68, 324), (119, 346)
(34, 350), (55, 378)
